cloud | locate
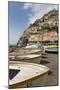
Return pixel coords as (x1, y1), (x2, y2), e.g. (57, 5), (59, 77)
(23, 3), (32, 10)
(24, 3), (58, 24)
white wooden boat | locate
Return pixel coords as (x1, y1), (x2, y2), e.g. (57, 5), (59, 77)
(9, 48), (42, 56)
(9, 54), (42, 64)
(9, 61), (49, 88)
(9, 48), (43, 64)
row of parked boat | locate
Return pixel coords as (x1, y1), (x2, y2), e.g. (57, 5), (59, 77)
(25, 41), (58, 53)
(9, 41), (58, 88)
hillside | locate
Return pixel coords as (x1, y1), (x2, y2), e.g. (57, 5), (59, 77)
(17, 9), (58, 47)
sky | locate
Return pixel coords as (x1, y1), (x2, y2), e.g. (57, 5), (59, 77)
(8, 2), (58, 45)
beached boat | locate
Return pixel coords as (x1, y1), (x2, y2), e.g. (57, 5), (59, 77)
(25, 42), (44, 50)
(45, 45), (58, 53)
(9, 48), (43, 63)
(44, 40), (58, 53)
(9, 54), (42, 64)
(9, 48), (42, 56)
(9, 61), (49, 88)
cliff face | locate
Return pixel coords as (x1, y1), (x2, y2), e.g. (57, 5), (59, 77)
(17, 9), (58, 46)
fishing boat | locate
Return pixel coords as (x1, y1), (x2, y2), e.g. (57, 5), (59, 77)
(45, 45), (58, 53)
(9, 48), (42, 55)
(9, 47), (43, 63)
(9, 54), (42, 64)
(25, 42), (44, 51)
(9, 61), (49, 88)
(44, 40), (58, 53)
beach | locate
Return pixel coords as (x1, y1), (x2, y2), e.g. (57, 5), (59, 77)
(31, 52), (58, 87)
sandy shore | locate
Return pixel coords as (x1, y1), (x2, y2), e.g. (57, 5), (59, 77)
(32, 52), (58, 87)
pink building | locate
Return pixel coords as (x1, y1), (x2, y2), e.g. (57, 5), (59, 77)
(43, 31), (58, 41)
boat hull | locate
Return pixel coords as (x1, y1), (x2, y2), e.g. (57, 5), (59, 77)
(9, 61), (49, 88)
(45, 48), (58, 53)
